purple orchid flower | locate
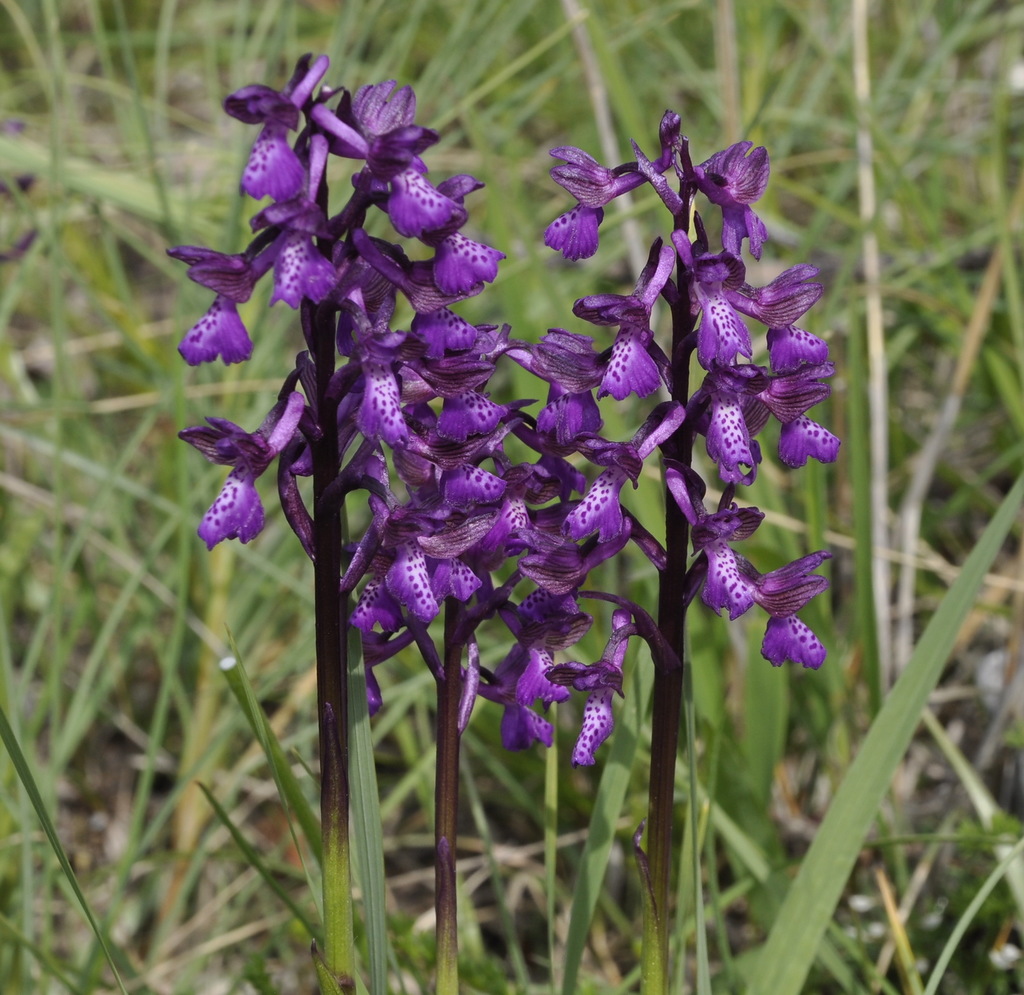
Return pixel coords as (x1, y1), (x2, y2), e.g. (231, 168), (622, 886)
(180, 391), (305, 548)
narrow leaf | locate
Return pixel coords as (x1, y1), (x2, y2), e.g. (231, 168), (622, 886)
(749, 471), (1024, 995)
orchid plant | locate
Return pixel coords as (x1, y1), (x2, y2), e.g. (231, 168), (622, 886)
(172, 54), (836, 995)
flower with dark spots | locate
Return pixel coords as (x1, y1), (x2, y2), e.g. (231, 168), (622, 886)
(779, 414), (840, 467)
(436, 392), (509, 442)
(766, 324), (831, 373)
(358, 356), (409, 447)
(439, 464), (507, 508)
(762, 614), (827, 669)
(566, 403), (684, 541)
(225, 57), (329, 203)
(388, 167), (462, 239)
(675, 240), (753, 370)
(547, 608), (632, 766)
(180, 391), (305, 548)
(411, 309), (479, 358)
(544, 204), (605, 261)
(385, 541), (439, 622)
(269, 230), (337, 307)
(690, 364), (769, 485)
(432, 232), (504, 295)
(351, 576), (405, 633)
(598, 325), (662, 400)
(177, 295), (253, 366)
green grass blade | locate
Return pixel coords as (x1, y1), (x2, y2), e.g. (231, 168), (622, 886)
(196, 782), (318, 937)
(749, 470), (1024, 995)
(0, 704), (130, 995)
(219, 652), (322, 866)
(347, 628), (390, 995)
(920, 833), (1024, 995)
(920, 708), (1024, 918)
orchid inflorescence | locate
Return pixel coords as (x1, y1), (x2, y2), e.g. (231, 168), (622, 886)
(173, 54), (836, 771)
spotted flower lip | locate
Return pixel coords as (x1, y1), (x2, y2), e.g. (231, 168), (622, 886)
(543, 204), (604, 261)
(180, 391), (305, 549)
(546, 608), (633, 766)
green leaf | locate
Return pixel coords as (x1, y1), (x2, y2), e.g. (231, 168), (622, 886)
(196, 782), (318, 937)
(0, 704), (130, 995)
(219, 650), (322, 865)
(748, 470), (1024, 995)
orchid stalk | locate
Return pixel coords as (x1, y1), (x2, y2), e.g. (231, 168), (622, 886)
(540, 117), (838, 989)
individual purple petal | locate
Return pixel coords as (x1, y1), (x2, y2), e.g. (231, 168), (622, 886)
(269, 231), (336, 307)
(747, 551), (831, 617)
(544, 205), (604, 261)
(696, 141), (770, 208)
(440, 465), (506, 507)
(571, 687), (615, 766)
(516, 649), (571, 707)
(411, 309), (478, 358)
(429, 557), (482, 602)
(536, 388), (602, 447)
(762, 615), (826, 669)
(767, 325), (831, 373)
(732, 265), (823, 328)
(437, 392), (506, 441)
(697, 293), (752, 369)
(241, 122), (305, 202)
(705, 394), (758, 485)
(511, 329), (603, 392)
(599, 327), (661, 400)
(757, 363), (833, 424)
(309, 102), (370, 159)
(358, 360), (409, 446)
(286, 54), (330, 109)
(388, 168), (460, 238)
(167, 247), (256, 303)
(779, 415), (840, 467)
(353, 80), (418, 135)
(178, 295), (253, 366)
(548, 146), (645, 207)
(352, 576), (404, 633)
(500, 705), (553, 750)
(386, 543), (439, 622)
(565, 468), (628, 541)
(197, 468), (264, 549)
(224, 83), (300, 126)
(433, 233), (504, 295)
(702, 543), (756, 620)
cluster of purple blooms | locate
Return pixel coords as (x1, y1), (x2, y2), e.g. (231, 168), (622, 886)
(174, 56), (837, 768)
